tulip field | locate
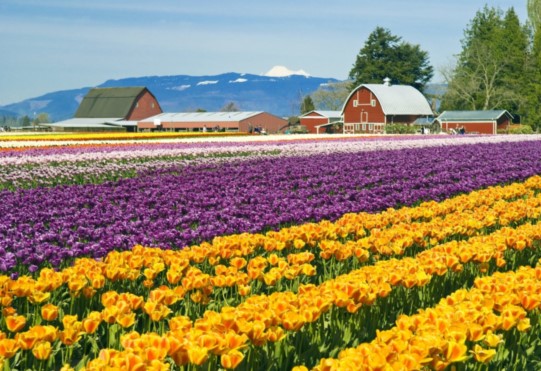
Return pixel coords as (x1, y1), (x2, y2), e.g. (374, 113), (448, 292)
(2, 133), (541, 370)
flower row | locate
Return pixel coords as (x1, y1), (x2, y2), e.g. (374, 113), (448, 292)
(1, 136), (540, 190)
(1, 210), (540, 369)
(4, 140), (541, 273)
(3, 175), (540, 308)
(304, 262), (541, 370)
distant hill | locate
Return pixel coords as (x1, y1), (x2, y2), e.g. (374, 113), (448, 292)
(0, 69), (340, 121)
(0, 108), (18, 117)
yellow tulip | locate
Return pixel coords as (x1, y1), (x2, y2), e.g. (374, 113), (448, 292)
(32, 341), (52, 360)
(220, 349), (245, 369)
(41, 303), (59, 321)
(471, 344), (496, 363)
(6, 315), (26, 333)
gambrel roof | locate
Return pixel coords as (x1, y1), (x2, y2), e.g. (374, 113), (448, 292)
(342, 83), (433, 116)
(75, 87), (151, 118)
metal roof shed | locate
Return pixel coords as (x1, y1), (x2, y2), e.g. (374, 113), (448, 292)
(435, 110), (513, 134)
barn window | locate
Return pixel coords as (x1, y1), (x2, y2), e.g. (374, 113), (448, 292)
(152, 103), (155, 108)
(371, 99), (376, 107)
(353, 100), (358, 107)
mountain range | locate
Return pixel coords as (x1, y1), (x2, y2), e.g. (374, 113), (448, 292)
(0, 66), (340, 121)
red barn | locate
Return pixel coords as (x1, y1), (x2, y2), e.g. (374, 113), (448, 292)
(299, 110), (342, 134)
(435, 110), (513, 134)
(341, 78), (433, 134)
(45, 87), (162, 132)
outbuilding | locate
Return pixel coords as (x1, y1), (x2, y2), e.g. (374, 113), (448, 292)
(138, 111), (287, 133)
(299, 110), (342, 134)
(341, 78), (433, 134)
(45, 87), (162, 132)
(435, 110), (513, 134)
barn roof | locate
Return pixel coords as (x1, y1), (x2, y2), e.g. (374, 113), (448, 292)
(74, 87), (149, 118)
(436, 110), (513, 122)
(343, 83), (433, 116)
(44, 118), (122, 128)
(140, 111), (268, 123)
(43, 118), (138, 128)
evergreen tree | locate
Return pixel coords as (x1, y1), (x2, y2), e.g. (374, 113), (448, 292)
(441, 6), (529, 113)
(20, 116), (31, 127)
(300, 95), (315, 114)
(526, 23), (541, 131)
(348, 27), (433, 92)
(528, 0), (541, 31)
(500, 8), (530, 114)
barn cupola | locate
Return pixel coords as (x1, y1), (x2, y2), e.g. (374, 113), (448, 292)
(383, 77), (391, 86)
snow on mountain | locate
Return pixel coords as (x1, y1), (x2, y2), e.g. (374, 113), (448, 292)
(0, 71), (340, 120)
(196, 80), (219, 86)
(264, 65), (310, 78)
(170, 85), (191, 91)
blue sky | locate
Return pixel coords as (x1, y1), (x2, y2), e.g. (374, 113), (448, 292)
(0, 0), (528, 106)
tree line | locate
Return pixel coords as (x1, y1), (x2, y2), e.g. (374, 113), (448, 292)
(302, 2), (541, 131)
(0, 113), (50, 128)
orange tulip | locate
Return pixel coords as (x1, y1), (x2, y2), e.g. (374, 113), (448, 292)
(445, 341), (469, 363)
(223, 331), (248, 350)
(62, 314), (79, 328)
(32, 341), (52, 360)
(16, 330), (37, 350)
(170, 349), (190, 366)
(6, 315), (26, 333)
(41, 303), (59, 321)
(59, 328), (81, 346)
(116, 312), (136, 328)
(187, 345), (209, 366)
(282, 311), (304, 331)
(124, 352), (146, 371)
(0, 338), (19, 358)
(82, 312), (102, 334)
(101, 291), (119, 308)
(221, 349), (245, 369)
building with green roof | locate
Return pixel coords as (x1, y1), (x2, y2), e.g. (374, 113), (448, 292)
(45, 87), (162, 132)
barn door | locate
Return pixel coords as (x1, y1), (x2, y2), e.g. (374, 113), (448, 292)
(360, 111), (368, 132)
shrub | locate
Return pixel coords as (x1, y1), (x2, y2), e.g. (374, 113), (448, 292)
(384, 123), (418, 134)
(499, 125), (535, 134)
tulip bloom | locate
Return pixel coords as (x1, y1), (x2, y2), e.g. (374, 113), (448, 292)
(6, 315), (26, 333)
(41, 303), (59, 322)
(32, 341), (52, 360)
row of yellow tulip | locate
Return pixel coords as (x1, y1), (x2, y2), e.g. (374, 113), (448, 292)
(3, 177), (541, 318)
(77, 221), (541, 369)
(300, 262), (541, 371)
(1, 215), (539, 370)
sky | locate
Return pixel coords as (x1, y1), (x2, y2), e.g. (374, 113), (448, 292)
(0, 0), (529, 106)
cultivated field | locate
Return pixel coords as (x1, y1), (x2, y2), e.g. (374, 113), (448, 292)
(1, 133), (541, 370)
